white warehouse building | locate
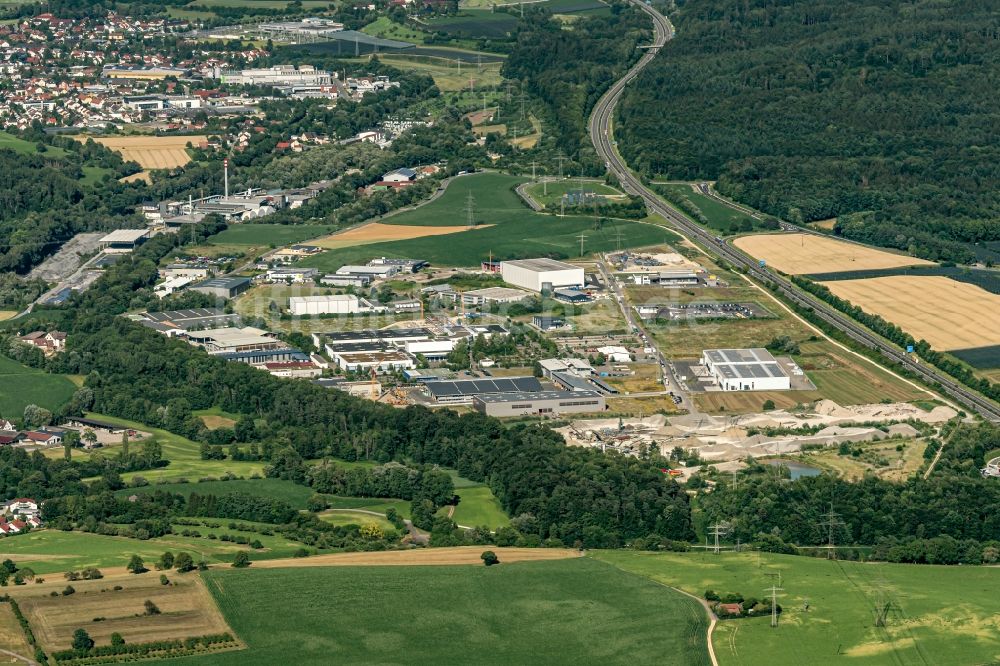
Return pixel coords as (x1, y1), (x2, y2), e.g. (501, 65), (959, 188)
(702, 348), (790, 391)
(289, 294), (363, 316)
(500, 258), (585, 293)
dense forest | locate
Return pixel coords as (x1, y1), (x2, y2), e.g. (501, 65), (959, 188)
(504, 4), (649, 175)
(616, 0), (1000, 262)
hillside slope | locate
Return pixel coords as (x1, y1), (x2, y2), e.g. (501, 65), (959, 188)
(617, 0), (1000, 263)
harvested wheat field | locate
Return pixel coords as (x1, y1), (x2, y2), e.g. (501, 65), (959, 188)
(119, 171), (152, 184)
(253, 546), (581, 568)
(91, 135), (205, 169)
(12, 573), (235, 653)
(734, 233), (934, 275)
(821, 275), (1000, 351)
(314, 222), (487, 249)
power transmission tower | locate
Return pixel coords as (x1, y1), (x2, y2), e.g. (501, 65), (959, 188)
(614, 229), (624, 253)
(819, 504), (844, 560)
(765, 584), (784, 628)
(556, 152), (565, 180)
(530, 161), (537, 182)
(576, 232), (587, 257)
(707, 523), (727, 554)
(465, 191), (476, 228)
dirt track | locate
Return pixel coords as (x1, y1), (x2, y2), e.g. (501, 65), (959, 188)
(251, 546), (581, 568)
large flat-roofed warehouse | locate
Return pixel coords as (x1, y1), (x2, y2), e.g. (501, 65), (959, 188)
(702, 348), (790, 391)
(460, 287), (531, 307)
(473, 390), (605, 417)
(191, 276), (251, 300)
(136, 308), (240, 334)
(329, 350), (415, 373)
(289, 294), (363, 316)
(424, 376), (543, 404)
(184, 327), (281, 354)
(500, 258), (585, 293)
(99, 229), (150, 253)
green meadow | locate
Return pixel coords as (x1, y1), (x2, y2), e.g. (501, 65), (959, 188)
(0, 355), (77, 419)
(595, 550), (1000, 666)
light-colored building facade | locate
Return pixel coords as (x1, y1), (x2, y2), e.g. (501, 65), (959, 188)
(500, 258), (584, 293)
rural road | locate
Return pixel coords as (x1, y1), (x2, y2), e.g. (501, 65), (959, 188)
(588, 0), (1000, 422)
(596, 257), (695, 414)
(0, 648), (37, 666)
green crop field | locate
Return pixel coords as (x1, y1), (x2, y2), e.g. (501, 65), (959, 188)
(384, 173), (530, 226)
(207, 224), (335, 247)
(656, 183), (762, 233)
(116, 478), (314, 509)
(0, 528), (308, 575)
(166, 558), (709, 665)
(596, 550), (1000, 666)
(302, 173), (673, 270)
(0, 355), (77, 419)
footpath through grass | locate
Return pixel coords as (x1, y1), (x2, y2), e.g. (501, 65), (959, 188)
(0, 355), (77, 417)
(595, 550), (1000, 666)
(169, 558), (710, 665)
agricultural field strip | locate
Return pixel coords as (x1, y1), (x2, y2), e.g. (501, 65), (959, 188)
(820, 276), (1000, 352)
(733, 233), (935, 275)
(89, 136), (206, 169)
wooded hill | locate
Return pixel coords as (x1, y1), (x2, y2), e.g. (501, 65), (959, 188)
(616, 0), (1000, 263)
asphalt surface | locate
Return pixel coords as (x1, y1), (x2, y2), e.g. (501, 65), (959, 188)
(588, 1), (1000, 422)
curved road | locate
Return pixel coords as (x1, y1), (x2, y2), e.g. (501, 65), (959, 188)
(588, 2), (1000, 422)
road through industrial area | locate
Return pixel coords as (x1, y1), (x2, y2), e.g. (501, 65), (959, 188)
(589, 1), (1000, 422)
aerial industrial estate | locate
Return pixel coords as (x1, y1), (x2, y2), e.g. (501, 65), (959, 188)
(0, 0), (997, 664)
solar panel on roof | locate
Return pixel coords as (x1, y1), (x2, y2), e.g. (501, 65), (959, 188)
(424, 377), (542, 397)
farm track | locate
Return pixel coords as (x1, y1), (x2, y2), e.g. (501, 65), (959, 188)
(589, 1), (1000, 422)
(250, 546), (581, 568)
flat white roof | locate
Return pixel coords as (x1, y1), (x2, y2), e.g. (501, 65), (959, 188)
(100, 229), (149, 243)
(501, 258), (581, 272)
(463, 287), (530, 298)
(186, 327), (274, 347)
(289, 295), (357, 304)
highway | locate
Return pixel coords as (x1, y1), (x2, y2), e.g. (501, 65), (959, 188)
(588, 2), (1000, 422)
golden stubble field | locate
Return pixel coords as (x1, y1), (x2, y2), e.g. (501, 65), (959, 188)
(733, 233), (934, 274)
(12, 573), (235, 653)
(821, 275), (1000, 351)
(91, 135), (205, 169)
(314, 222), (488, 249)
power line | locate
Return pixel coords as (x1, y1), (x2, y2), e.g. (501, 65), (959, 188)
(819, 503), (844, 559)
(765, 584), (784, 628)
(576, 231), (587, 258)
(707, 522), (727, 554)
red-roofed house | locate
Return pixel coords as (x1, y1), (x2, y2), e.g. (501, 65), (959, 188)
(4, 499), (38, 517)
(21, 431), (62, 445)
